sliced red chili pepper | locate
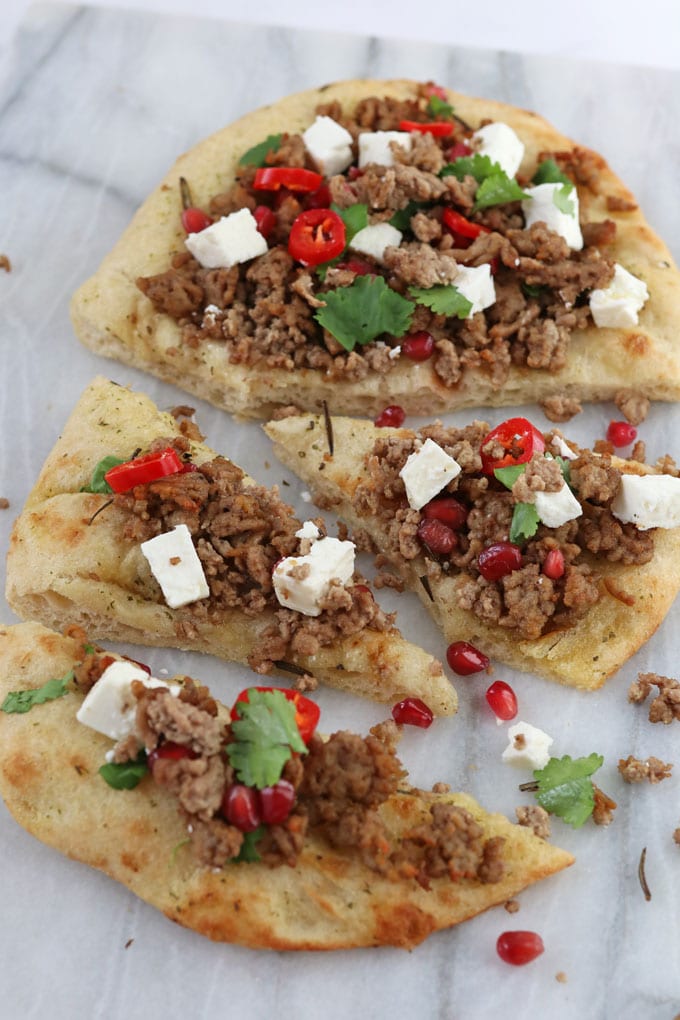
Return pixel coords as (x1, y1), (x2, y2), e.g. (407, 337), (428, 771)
(446, 141), (473, 161)
(303, 183), (332, 209)
(288, 208), (346, 267)
(231, 687), (320, 744)
(479, 417), (546, 475)
(253, 167), (323, 193)
(442, 208), (489, 241)
(399, 119), (454, 137)
(104, 447), (184, 493)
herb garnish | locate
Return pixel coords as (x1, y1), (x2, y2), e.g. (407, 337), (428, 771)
(232, 826), (266, 863)
(314, 275), (414, 352)
(1, 672), (72, 714)
(509, 503), (540, 543)
(427, 94), (455, 120)
(552, 182), (576, 216)
(81, 455), (125, 495)
(532, 158), (572, 187)
(227, 689), (307, 789)
(408, 284), (473, 319)
(532, 753), (604, 828)
(99, 751), (149, 790)
(440, 153), (528, 210)
(389, 200), (428, 231)
(239, 133), (282, 167)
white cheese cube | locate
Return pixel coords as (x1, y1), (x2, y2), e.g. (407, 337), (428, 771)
(399, 438), (462, 510)
(471, 122), (525, 179)
(550, 434), (578, 461)
(522, 183), (583, 250)
(350, 222), (403, 263)
(502, 720), (553, 770)
(534, 483), (582, 528)
(589, 263), (649, 328)
(358, 131), (412, 168)
(295, 520), (321, 541)
(454, 264), (496, 316)
(273, 537), (356, 617)
(185, 208), (267, 269)
(140, 524), (209, 609)
(611, 473), (680, 530)
(76, 660), (173, 741)
(303, 115), (354, 177)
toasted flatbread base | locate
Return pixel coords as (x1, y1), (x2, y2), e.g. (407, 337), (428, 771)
(5, 378), (455, 715)
(265, 414), (680, 690)
(0, 622), (573, 949)
(70, 78), (680, 419)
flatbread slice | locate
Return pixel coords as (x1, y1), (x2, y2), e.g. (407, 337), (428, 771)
(265, 413), (680, 690)
(0, 621), (573, 950)
(5, 378), (455, 714)
(70, 78), (680, 419)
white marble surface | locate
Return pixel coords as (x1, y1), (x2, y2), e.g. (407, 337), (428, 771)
(1, 6), (680, 1018)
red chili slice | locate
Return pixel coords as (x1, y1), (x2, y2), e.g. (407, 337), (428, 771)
(288, 208), (346, 266)
(104, 447), (184, 493)
(442, 208), (489, 241)
(181, 207), (212, 233)
(399, 119), (454, 137)
(231, 687), (320, 745)
(479, 417), (546, 475)
(445, 141), (473, 161)
(253, 205), (276, 239)
(253, 167), (323, 193)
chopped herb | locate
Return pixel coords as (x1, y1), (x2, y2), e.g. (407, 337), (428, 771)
(427, 94), (455, 120)
(521, 282), (544, 299)
(552, 182), (576, 216)
(440, 153), (499, 182)
(409, 284), (472, 319)
(81, 455), (125, 495)
(554, 456), (572, 485)
(494, 464), (527, 489)
(509, 502), (540, 543)
(389, 200), (428, 232)
(1, 672), (72, 714)
(440, 153), (528, 210)
(315, 275), (414, 352)
(533, 753), (604, 828)
(227, 689), (307, 790)
(232, 826), (266, 863)
(332, 202), (368, 244)
(99, 751), (149, 790)
(238, 133), (282, 167)
(532, 158), (572, 186)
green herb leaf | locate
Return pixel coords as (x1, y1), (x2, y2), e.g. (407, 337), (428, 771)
(315, 275), (415, 352)
(408, 284), (472, 319)
(534, 753), (604, 828)
(440, 153), (500, 182)
(81, 455), (125, 494)
(98, 751), (149, 790)
(389, 200), (428, 232)
(532, 158), (572, 186)
(494, 464), (527, 489)
(238, 133), (282, 167)
(227, 689), (307, 790)
(554, 456), (572, 485)
(521, 282), (544, 299)
(509, 502), (540, 543)
(473, 173), (528, 211)
(1, 672), (72, 714)
(232, 826), (266, 863)
(332, 202), (368, 244)
(552, 182), (575, 216)
(427, 94), (455, 120)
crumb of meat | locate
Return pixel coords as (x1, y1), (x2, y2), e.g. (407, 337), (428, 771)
(654, 454), (680, 477)
(540, 394), (583, 423)
(373, 569), (406, 592)
(570, 451), (621, 503)
(515, 804), (551, 840)
(630, 440), (646, 463)
(511, 452), (563, 503)
(0, 255), (11, 272)
(170, 404), (196, 420)
(135, 687), (223, 755)
(617, 755), (673, 784)
(504, 899), (520, 914)
(293, 672), (318, 693)
(72, 651), (115, 693)
(0, 497), (9, 509)
(397, 804), (505, 886)
(629, 673), (680, 724)
(578, 505), (653, 565)
(189, 817), (243, 868)
(270, 404), (303, 420)
(555, 972), (568, 984)
(614, 390), (650, 426)
(431, 781), (451, 794)
(674, 828), (680, 847)
(110, 733), (141, 764)
(383, 241), (458, 287)
(591, 785), (616, 826)
(606, 195), (638, 212)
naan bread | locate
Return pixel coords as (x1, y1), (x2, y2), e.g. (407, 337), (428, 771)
(0, 622), (573, 950)
(5, 378), (456, 715)
(70, 78), (680, 419)
(265, 414), (680, 690)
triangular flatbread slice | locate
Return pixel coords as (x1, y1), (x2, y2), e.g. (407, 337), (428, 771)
(0, 622), (573, 950)
(265, 413), (680, 690)
(70, 78), (680, 419)
(5, 378), (455, 714)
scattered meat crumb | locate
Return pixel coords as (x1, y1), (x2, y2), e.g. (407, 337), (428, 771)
(504, 899), (520, 914)
(0, 255), (11, 273)
(170, 404), (195, 419)
(555, 971), (568, 984)
(431, 781), (451, 794)
(618, 755), (673, 784)
(124, 938), (134, 949)
(540, 394), (582, 423)
(0, 498), (9, 509)
(591, 785), (617, 826)
(673, 828), (680, 847)
(630, 440), (646, 463)
(373, 569), (406, 592)
(515, 804), (551, 839)
(629, 672), (680, 724)
(293, 673), (318, 693)
(614, 389), (650, 425)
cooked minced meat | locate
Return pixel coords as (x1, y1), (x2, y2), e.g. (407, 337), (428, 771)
(629, 672), (680, 723)
(617, 755), (673, 783)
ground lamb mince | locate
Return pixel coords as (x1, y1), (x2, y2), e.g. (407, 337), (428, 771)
(352, 423), (655, 640)
(114, 436), (392, 670)
(137, 84), (617, 390)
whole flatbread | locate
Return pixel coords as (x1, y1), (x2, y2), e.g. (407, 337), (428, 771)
(0, 622), (573, 950)
(265, 414), (680, 690)
(70, 78), (680, 419)
(5, 378), (456, 715)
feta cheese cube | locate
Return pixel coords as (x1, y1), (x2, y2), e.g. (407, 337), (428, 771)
(589, 263), (649, 328)
(295, 520), (321, 541)
(550, 434), (578, 461)
(454, 264), (496, 315)
(273, 537), (355, 616)
(185, 208), (267, 269)
(471, 122), (525, 178)
(303, 115), (354, 177)
(140, 524), (209, 609)
(358, 131), (412, 168)
(521, 183), (583, 250)
(76, 660), (173, 741)
(611, 473), (680, 530)
(350, 222), (403, 263)
(502, 720), (553, 770)
(534, 483), (582, 528)
(399, 438), (462, 510)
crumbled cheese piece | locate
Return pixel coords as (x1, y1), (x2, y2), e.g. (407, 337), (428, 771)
(388, 345), (401, 360)
(502, 721), (554, 770)
(350, 222), (403, 263)
(589, 263), (649, 328)
(471, 122), (525, 178)
(399, 438), (461, 510)
(76, 660), (175, 741)
(454, 264), (496, 315)
(185, 208), (267, 269)
(551, 435), (578, 461)
(610, 473), (680, 530)
(358, 131), (412, 168)
(273, 537), (355, 617)
(295, 520), (321, 541)
(534, 483), (582, 528)
(140, 524), (210, 609)
(521, 183), (583, 250)
(303, 115), (354, 177)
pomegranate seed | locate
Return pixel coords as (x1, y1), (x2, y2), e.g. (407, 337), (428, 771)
(485, 680), (518, 721)
(147, 741), (196, 770)
(392, 697), (434, 728)
(348, 166), (364, 180)
(253, 205), (276, 239)
(423, 83), (448, 101)
(543, 548), (565, 579)
(353, 583), (374, 600)
(446, 141), (472, 161)
(402, 330), (435, 362)
(222, 784), (261, 832)
(181, 207), (212, 233)
(496, 930), (545, 966)
(417, 518), (458, 555)
(179, 461), (199, 473)
(335, 258), (374, 276)
(259, 779), (296, 825)
(478, 542), (522, 581)
(606, 420), (637, 447)
(304, 183), (331, 209)
(375, 405), (406, 428)
(422, 495), (468, 530)
(446, 640), (489, 676)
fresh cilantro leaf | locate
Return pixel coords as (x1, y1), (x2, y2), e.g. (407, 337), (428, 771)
(427, 94), (455, 119)
(315, 276), (415, 352)
(227, 689), (307, 790)
(440, 153), (500, 182)
(534, 753), (604, 828)
(98, 751), (149, 790)
(238, 133), (282, 167)
(494, 464), (527, 489)
(408, 284), (472, 319)
(1, 672), (72, 714)
(532, 158), (572, 186)
(332, 202), (368, 244)
(232, 826), (266, 863)
(509, 502), (540, 543)
(552, 182), (575, 216)
(473, 174), (529, 211)
(521, 282), (544, 299)
(554, 456), (572, 485)
(81, 455), (125, 494)
(389, 200), (428, 232)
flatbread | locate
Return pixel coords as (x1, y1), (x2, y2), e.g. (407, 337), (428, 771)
(0, 621), (573, 950)
(5, 378), (456, 715)
(265, 414), (680, 690)
(70, 78), (680, 419)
